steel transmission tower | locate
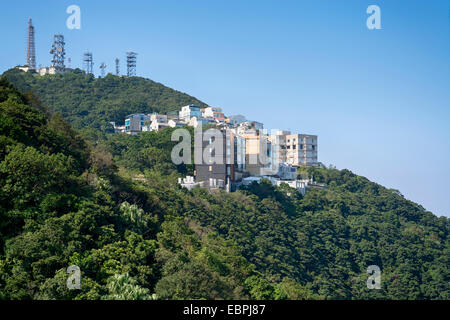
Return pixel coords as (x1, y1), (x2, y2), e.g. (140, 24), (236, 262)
(50, 34), (66, 72)
(26, 18), (36, 68)
(83, 52), (94, 74)
(126, 51), (137, 76)
(115, 58), (120, 76)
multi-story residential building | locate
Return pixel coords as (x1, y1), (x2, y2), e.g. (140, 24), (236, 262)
(270, 131), (318, 167)
(202, 107), (226, 122)
(238, 132), (273, 176)
(179, 105), (202, 123)
(236, 121), (264, 136)
(227, 115), (247, 126)
(194, 129), (232, 191)
(124, 113), (150, 135)
(141, 113), (169, 132)
(150, 113), (168, 123)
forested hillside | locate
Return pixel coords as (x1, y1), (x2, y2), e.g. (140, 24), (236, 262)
(2, 68), (208, 131)
(0, 77), (448, 300)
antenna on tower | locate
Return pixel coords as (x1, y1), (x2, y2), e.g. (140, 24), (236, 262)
(50, 34), (66, 72)
(83, 52), (93, 74)
(99, 63), (107, 78)
(115, 58), (120, 76)
(26, 18), (36, 69)
(126, 51), (137, 77)
(68, 57), (72, 69)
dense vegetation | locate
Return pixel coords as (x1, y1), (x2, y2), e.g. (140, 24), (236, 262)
(3, 68), (208, 131)
(0, 74), (448, 300)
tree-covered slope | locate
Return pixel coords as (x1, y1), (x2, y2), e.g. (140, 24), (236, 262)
(2, 68), (209, 131)
(0, 78), (311, 300)
(101, 132), (449, 300)
(0, 78), (448, 300)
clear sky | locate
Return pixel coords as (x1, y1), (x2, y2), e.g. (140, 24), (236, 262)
(1, 0), (449, 217)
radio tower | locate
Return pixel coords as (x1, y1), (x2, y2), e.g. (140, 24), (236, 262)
(50, 34), (66, 72)
(126, 51), (137, 76)
(26, 18), (36, 69)
(115, 58), (120, 76)
(99, 63), (107, 77)
(83, 52), (94, 74)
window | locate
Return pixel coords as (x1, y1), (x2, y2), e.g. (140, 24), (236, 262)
(300, 144), (303, 150)
(293, 145), (296, 149)
(312, 145), (316, 150)
(209, 166), (212, 172)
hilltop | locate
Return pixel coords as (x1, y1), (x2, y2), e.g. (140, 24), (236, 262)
(2, 68), (209, 131)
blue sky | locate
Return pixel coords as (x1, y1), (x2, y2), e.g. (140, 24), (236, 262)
(1, 0), (449, 217)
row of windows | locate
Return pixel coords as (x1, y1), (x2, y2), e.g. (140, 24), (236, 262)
(280, 144), (316, 150)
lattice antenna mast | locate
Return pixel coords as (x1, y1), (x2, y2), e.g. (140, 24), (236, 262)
(115, 58), (120, 76)
(99, 62), (107, 78)
(26, 18), (36, 68)
(50, 34), (66, 72)
(83, 52), (94, 74)
(126, 51), (137, 76)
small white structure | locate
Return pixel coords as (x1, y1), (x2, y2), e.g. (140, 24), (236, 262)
(178, 176), (202, 190)
(241, 176), (307, 196)
(275, 180), (307, 196)
(16, 65), (73, 76)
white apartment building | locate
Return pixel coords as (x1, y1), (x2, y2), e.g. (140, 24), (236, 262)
(270, 131), (318, 167)
(179, 105), (202, 123)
